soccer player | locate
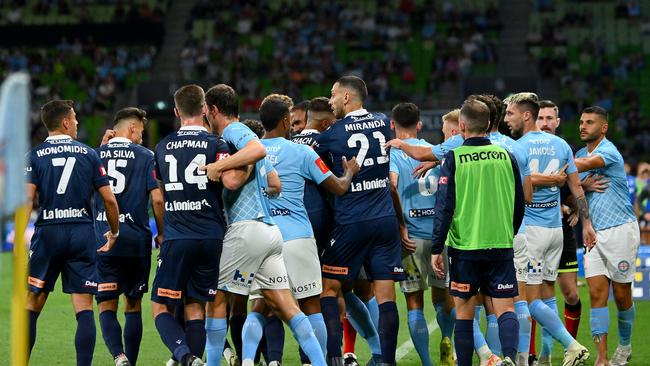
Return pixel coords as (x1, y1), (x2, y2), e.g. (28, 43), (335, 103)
(290, 96), (337, 254)
(151, 85), (249, 366)
(256, 97), (359, 364)
(95, 107), (164, 366)
(389, 103), (458, 366)
(574, 106), (640, 366)
(201, 84), (327, 366)
(431, 98), (524, 366)
(504, 92), (594, 366)
(26, 100), (120, 366)
(315, 75), (404, 366)
(291, 100), (310, 136)
(531, 100), (584, 363)
(474, 94), (533, 366)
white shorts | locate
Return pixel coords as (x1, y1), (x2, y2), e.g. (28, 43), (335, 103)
(282, 238), (322, 299)
(585, 221), (640, 283)
(513, 233), (529, 283)
(400, 239), (447, 293)
(218, 220), (289, 296)
(525, 225), (563, 285)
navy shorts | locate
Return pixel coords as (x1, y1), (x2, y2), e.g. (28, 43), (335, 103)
(96, 255), (151, 303)
(308, 208), (334, 256)
(151, 239), (222, 305)
(321, 216), (404, 281)
(28, 223), (98, 294)
(558, 220), (579, 273)
(448, 249), (518, 299)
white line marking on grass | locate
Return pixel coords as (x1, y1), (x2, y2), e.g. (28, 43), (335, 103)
(395, 320), (440, 361)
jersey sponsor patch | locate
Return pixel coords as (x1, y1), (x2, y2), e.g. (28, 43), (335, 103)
(157, 287), (182, 299)
(216, 152), (230, 161)
(315, 157), (329, 174)
(99, 166), (107, 176)
(98, 282), (118, 292)
(28, 276), (45, 288)
(322, 265), (348, 275)
(451, 281), (470, 292)
(439, 176), (448, 185)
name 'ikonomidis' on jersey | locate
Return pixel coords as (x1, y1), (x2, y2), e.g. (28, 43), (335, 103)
(27, 134), (109, 226)
(95, 137), (159, 257)
(314, 109), (394, 224)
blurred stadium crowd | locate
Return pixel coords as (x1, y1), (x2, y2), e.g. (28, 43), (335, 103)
(1, 0), (650, 240)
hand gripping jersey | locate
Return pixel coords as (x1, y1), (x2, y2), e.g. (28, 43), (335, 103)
(220, 122), (275, 225)
(516, 131), (577, 228)
(262, 137), (332, 241)
(575, 138), (636, 231)
(94, 137), (158, 257)
(489, 131), (530, 235)
(389, 138), (439, 239)
(431, 133), (464, 160)
(27, 135), (109, 226)
(314, 109), (394, 224)
(154, 126), (229, 240)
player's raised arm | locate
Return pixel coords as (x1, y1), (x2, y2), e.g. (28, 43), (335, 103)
(530, 163), (568, 188)
(221, 164), (254, 191)
(319, 155), (359, 196)
(386, 138), (437, 162)
(202, 139), (266, 181)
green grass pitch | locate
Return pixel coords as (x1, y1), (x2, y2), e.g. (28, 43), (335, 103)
(0, 251), (648, 365)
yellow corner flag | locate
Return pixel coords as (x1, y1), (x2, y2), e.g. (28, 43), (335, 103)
(0, 72), (31, 365)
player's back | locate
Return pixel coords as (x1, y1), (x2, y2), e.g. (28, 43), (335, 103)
(263, 137), (332, 241)
(576, 138), (636, 230)
(517, 131), (575, 227)
(389, 138), (438, 239)
(291, 129), (329, 214)
(315, 109), (394, 224)
(155, 126), (228, 240)
(28, 135), (108, 226)
(95, 138), (158, 257)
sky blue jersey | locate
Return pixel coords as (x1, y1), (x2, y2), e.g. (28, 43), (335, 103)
(575, 138), (636, 231)
(517, 131), (576, 228)
(389, 138), (439, 239)
(221, 122), (275, 225)
(263, 137), (332, 241)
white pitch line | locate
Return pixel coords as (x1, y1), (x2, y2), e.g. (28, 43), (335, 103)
(395, 320), (440, 361)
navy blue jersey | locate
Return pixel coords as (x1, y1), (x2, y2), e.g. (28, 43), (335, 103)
(154, 126), (230, 241)
(27, 135), (109, 226)
(314, 109), (395, 224)
(94, 137), (158, 257)
(291, 129), (329, 213)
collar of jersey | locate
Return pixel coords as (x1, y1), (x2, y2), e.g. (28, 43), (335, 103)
(179, 125), (208, 132)
(108, 137), (131, 144)
(299, 129), (319, 134)
(45, 134), (72, 141)
(345, 108), (369, 118)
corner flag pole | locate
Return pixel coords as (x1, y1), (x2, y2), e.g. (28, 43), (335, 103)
(11, 204), (30, 366)
(0, 72), (31, 366)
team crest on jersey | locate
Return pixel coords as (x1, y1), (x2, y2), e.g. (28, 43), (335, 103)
(439, 176), (448, 185)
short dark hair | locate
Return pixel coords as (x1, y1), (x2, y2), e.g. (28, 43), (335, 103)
(260, 99), (290, 131)
(307, 97), (331, 114)
(113, 107), (147, 126)
(539, 100), (557, 109)
(391, 102), (420, 128)
(488, 95), (505, 129)
(41, 99), (74, 131)
(582, 106), (608, 121)
(242, 119), (265, 138)
(336, 75), (368, 102)
(460, 99), (490, 133)
(205, 84), (239, 117)
(292, 100), (310, 111)
(174, 84), (205, 118)
(469, 94), (497, 131)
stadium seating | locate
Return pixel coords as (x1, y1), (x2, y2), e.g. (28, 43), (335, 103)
(183, 0), (501, 110)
